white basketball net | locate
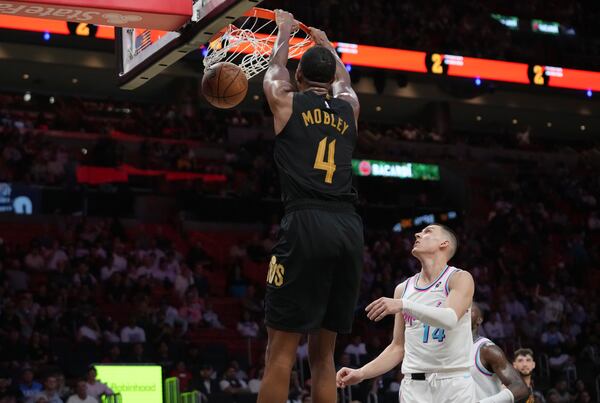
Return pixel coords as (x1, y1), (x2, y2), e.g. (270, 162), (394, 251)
(203, 12), (312, 80)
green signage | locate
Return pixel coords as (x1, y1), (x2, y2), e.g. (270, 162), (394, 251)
(491, 14), (519, 30)
(95, 365), (163, 403)
(531, 19), (560, 35)
(352, 159), (440, 180)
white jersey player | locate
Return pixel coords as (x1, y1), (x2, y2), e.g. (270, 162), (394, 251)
(470, 303), (528, 403)
(336, 224), (476, 403)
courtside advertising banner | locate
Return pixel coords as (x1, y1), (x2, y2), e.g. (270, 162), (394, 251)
(95, 365), (163, 403)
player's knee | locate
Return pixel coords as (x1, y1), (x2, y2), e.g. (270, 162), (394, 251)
(265, 344), (297, 370)
(308, 347), (334, 369)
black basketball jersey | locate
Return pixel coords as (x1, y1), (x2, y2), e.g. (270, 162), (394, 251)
(274, 91), (358, 203)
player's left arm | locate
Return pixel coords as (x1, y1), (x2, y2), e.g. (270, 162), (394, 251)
(366, 271), (474, 329)
(479, 344), (529, 403)
(263, 9), (296, 134)
(309, 28), (360, 123)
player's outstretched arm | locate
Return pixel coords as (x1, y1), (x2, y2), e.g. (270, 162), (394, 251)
(309, 27), (360, 123)
(366, 271), (474, 329)
(337, 284), (405, 388)
(478, 345), (529, 403)
(263, 9), (296, 134)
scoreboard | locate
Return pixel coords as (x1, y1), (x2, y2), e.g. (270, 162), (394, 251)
(0, 14), (598, 92)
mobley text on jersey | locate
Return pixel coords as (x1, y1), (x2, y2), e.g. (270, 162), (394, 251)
(301, 108), (350, 135)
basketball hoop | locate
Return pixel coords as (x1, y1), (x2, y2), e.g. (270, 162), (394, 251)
(203, 8), (313, 80)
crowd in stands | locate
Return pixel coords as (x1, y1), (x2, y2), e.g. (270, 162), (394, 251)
(264, 0), (600, 69)
(2, 92), (598, 198)
(0, 149), (598, 402)
(1, 67), (599, 403)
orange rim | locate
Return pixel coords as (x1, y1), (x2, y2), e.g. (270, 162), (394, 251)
(207, 7), (313, 50)
(244, 8), (312, 36)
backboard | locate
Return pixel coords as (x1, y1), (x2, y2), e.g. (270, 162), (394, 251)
(116, 0), (262, 90)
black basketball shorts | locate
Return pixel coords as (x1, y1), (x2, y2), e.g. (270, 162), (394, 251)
(264, 200), (364, 334)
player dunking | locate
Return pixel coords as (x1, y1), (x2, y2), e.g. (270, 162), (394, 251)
(471, 303), (528, 403)
(258, 10), (363, 403)
(337, 224), (476, 403)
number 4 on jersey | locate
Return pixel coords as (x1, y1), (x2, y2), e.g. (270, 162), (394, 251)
(314, 137), (336, 184)
(422, 324), (446, 343)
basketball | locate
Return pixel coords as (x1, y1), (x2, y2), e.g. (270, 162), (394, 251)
(201, 62), (248, 109)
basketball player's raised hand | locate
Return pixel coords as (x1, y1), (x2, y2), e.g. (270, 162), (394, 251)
(336, 367), (364, 388)
(274, 9), (298, 31)
(366, 297), (403, 321)
(309, 27), (334, 50)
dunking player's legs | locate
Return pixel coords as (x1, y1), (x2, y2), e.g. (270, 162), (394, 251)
(308, 329), (337, 403)
(257, 327), (301, 403)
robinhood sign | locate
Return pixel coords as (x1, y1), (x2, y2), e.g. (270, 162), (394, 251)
(352, 159), (440, 180)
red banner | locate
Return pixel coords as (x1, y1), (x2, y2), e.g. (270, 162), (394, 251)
(0, 0), (191, 30)
(76, 164), (226, 185)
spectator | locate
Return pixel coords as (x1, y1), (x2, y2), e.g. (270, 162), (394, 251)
(241, 285), (263, 316)
(18, 368), (42, 400)
(519, 310), (543, 344)
(546, 389), (560, 403)
(537, 288), (565, 325)
(72, 263), (97, 288)
(503, 293), (527, 320)
(101, 344), (122, 364)
(190, 364), (219, 400)
(120, 317), (146, 343)
(237, 311), (259, 338)
(0, 369), (23, 402)
(247, 368), (263, 394)
(541, 323), (566, 348)
(129, 343), (147, 363)
(55, 374), (72, 402)
(24, 247), (45, 270)
(174, 265), (194, 298)
(203, 302), (225, 329)
(66, 380), (97, 403)
(483, 311), (505, 344)
(99, 257), (123, 281)
(178, 288), (204, 326)
(155, 342), (174, 371)
(553, 379), (572, 403)
(219, 366), (250, 395)
(229, 360), (248, 382)
(78, 316), (101, 344)
(45, 241), (69, 271)
(32, 375), (63, 403)
(170, 361), (192, 392)
(344, 335), (367, 367)
(101, 320), (121, 344)
(150, 258), (175, 284)
(84, 367), (113, 400)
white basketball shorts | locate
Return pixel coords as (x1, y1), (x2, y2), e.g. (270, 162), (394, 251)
(399, 370), (476, 403)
